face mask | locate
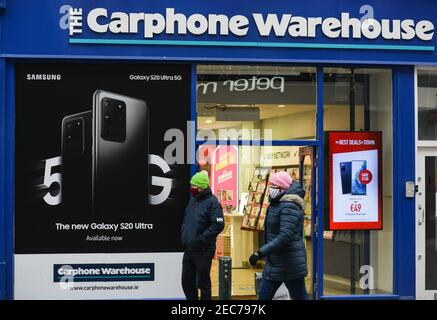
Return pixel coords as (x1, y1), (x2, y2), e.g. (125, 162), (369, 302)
(190, 186), (200, 196)
(269, 187), (282, 200)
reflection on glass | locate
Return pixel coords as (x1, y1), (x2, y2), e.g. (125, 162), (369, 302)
(418, 69), (437, 141)
(197, 65), (317, 140)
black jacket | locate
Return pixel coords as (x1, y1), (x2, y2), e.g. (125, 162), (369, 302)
(181, 188), (225, 252)
(259, 181), (308, 281)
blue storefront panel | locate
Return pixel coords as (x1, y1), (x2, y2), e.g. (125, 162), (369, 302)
(0, 0), (436, 64)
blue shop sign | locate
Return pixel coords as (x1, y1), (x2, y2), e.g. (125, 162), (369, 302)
(1, 0), (437, 63)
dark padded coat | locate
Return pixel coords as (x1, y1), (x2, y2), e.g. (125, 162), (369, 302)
(259, 181), (308, 281)
(181, 188), (225, 252)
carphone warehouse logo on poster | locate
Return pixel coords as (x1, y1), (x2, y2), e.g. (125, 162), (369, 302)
(53, 263), (155, 282)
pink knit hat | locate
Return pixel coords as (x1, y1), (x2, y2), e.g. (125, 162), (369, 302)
(269, 171), (293, 190)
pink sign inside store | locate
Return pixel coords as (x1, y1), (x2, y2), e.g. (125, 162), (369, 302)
(211, 146), (239, 210)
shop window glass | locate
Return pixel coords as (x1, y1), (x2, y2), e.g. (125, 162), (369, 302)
(197, 144), (314, 298)
(323, 68), (393, 295)
(424, 157), (437, 290)
(418, 69), (437, 141)
(197, 65), (316, 140)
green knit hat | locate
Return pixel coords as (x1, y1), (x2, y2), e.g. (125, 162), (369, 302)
(190, 172), (210, 189)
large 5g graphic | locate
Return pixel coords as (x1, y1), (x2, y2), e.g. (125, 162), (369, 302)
(42, 154), (173, 207)
(42, 156), (63, 206)
(148, 154), (172, 205)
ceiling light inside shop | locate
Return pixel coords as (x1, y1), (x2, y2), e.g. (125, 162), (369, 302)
(216, 106), (260, 121)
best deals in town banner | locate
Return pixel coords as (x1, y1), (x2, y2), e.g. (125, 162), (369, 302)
(326, 131), (383, 230)
(211, 146), (239, 210)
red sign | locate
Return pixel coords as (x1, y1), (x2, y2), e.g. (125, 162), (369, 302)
(327, 131), (383, 230)
(358, 169), (373, 185)
(211, 146), (239, 209)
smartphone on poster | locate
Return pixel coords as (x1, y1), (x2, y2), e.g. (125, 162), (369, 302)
(339, 161), (352, 194)
(61, 110), (93, 216)
(351, 160), (367, 196)
(92, 90), (149, 218)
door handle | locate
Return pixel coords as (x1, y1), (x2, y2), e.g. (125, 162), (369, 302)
(418, 205), (425, 226)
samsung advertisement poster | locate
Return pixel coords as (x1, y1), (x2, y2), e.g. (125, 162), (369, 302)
(14, 63), (191, 299)
(326, 131), (383, 231)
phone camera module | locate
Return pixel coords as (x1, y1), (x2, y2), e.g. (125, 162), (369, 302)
(101, 98), (126, 143)
(63, 118), (84, 155)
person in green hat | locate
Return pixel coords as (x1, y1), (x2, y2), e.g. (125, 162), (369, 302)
(180, 171), (224, 300)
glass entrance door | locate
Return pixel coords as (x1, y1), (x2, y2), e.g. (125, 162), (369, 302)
(417, 148), (437, 300)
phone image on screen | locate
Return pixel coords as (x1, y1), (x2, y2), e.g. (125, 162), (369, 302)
(92, 90), (149, 218)
(61, 110), (93, 216)
(339, 161), (352, 194)
(351, 160), (367, 196)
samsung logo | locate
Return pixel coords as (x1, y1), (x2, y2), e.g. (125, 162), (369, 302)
(26, 74), (62, 81)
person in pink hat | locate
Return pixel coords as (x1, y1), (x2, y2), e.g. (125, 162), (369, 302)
(248, 171), (309, 300)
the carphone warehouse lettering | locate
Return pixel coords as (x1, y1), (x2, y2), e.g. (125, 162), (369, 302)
(67, 7), (435, 42)
(53, 263), (155, 282)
